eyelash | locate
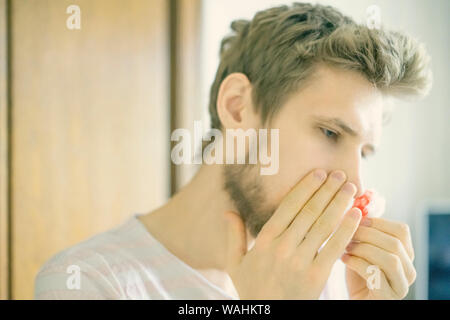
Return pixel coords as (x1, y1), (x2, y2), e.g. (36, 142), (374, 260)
(320, 127), (369, 159)
(320, 127), (340, 142)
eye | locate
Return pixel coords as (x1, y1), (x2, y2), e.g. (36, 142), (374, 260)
(320, 127), (340, 142)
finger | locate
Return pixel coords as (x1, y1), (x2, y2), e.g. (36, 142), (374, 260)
(297, 181), (357, 262)
(312, 207), (361, 271)
(281, 170), (347, 248)
(345, 242), (409, 298)
(361, 217), (414, 261)
(341, 254), (391, 295)
(257, 169), (327, 242)
(352, 226), (416, 284)
(225, 211), (248, 274)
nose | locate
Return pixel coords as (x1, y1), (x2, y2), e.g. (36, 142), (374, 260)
(350, 171), (364, 199)
(329, 152), (365, 198)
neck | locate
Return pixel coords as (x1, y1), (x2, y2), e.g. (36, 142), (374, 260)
(139, 163), (249, 271)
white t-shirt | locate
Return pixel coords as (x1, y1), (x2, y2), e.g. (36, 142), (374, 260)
(34, 214), (349, 300)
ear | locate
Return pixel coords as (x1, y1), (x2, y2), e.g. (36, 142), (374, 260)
(216, 73), (256, 129)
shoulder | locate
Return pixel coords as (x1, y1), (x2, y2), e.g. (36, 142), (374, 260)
(34, 217), (139, 300)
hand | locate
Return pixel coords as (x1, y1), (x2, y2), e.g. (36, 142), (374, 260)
(341, 217), (416, 300)
(225, 169), (362, 299)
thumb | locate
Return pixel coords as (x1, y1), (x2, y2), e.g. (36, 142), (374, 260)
(224, 211), (247, 273)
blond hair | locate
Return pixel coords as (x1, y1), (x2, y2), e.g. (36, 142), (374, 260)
(208, 2), (432, 130)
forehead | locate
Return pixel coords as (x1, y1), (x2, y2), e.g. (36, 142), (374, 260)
(285, 64), (384, 144)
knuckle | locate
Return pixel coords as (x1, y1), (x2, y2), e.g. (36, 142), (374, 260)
(399, 223), (410, 238)
(300, 206), (320, 225)
(302, 203), (318, 217)
(409, 267), (417, 284)
(387, 253), (401, 271)
(393, 255), (403, 272)
(274, 241), (291, 260)
(390, 238), (403, 254)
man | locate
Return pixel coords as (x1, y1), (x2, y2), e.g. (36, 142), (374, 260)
(35, 2), (432, 299)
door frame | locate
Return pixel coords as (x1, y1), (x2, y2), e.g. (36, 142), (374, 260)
(0, 0), (11, 301)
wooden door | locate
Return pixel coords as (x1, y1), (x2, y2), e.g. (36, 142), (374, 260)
(6, 0), (170, 299)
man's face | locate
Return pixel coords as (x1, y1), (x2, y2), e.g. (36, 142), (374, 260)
(223, 64), (384, 238)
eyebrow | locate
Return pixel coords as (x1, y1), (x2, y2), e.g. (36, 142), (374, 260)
(312, 115), (377, 154)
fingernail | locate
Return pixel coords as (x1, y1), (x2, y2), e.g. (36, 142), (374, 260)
(314, 169), (327, 181)
(360, 217), (372, 227)
(346, 242), (356, 251)
(331, 171), (346, 181)
(342, 182), (356, 194)
(341, 254), (350, 262)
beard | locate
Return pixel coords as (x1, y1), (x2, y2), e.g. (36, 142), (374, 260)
(223, 162), (278, 238)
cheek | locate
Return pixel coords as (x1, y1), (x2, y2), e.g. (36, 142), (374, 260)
(259, 133), (334, 209)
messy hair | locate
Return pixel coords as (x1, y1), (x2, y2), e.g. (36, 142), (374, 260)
(208, 2), (432, 130)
